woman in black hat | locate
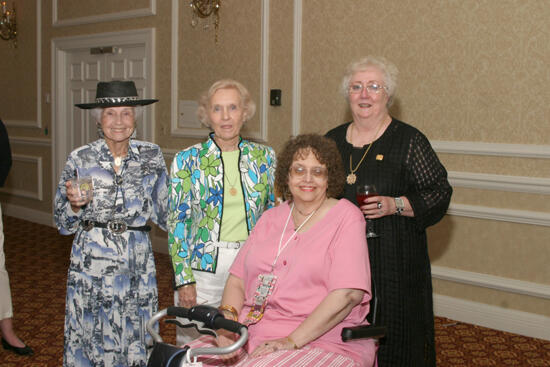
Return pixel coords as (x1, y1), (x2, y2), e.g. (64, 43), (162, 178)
(54, 81), (168, 367)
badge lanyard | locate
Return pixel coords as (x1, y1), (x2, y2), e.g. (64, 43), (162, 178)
(243, 203), (319, 325)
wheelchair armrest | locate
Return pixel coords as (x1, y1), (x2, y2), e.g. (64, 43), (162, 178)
(341, 324), (387, 342)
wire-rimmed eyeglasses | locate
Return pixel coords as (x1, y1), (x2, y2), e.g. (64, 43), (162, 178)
(348, 82), (387, 95)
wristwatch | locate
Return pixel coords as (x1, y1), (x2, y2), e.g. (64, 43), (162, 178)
(394, 197), (405, 215)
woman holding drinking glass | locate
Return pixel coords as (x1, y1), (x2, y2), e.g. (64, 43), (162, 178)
(54, 81), (168, 367)
(326, 56), (452, 367)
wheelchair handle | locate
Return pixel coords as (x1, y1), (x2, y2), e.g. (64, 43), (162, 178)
(166, 306), (189, 319)
(147, 306), (247, 343)
(147, 306), (249, 365)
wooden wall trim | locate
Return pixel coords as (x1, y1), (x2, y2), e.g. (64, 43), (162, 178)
(52, 0), (156, 27)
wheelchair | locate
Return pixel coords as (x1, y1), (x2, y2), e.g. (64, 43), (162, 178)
(147, 281), (385, 367)
(146, 305), (248, 367)
(341, 281), (387, 342)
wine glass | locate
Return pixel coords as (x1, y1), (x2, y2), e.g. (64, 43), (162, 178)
(356, 184), (380, 239)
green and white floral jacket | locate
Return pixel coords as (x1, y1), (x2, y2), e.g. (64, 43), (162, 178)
(168, 134), (276, 287)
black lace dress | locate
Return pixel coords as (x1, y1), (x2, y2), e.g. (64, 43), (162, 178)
(326, 119), (452, 367)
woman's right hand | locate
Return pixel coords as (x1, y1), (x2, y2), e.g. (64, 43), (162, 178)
(217, 329), (241, 363)
(65, 180), (91, 212)
(177, 284), (197, 308)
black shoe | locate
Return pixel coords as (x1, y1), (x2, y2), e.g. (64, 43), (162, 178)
(2, 338), (34, 356)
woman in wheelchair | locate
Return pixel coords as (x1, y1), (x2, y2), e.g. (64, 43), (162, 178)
(186, 134), (376, 366)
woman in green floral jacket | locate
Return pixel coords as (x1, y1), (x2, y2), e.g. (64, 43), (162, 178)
(168, 79), (276, 343)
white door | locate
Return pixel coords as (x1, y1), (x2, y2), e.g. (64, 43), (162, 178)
(53, 29), (155, 183)
(68, 44), (150, 151)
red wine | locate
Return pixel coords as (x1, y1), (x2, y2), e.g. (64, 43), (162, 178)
(356, 192), (377, 206)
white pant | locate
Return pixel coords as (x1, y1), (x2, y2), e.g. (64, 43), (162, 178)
(174, 246), (240, 345)
(0, 203), (13, 320)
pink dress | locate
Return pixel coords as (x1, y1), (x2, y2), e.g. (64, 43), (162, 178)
(232, 199), (375, 365)
(185, 199), (376, 366)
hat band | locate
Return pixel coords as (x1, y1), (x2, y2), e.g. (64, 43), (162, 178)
(95, 96), (139, 104)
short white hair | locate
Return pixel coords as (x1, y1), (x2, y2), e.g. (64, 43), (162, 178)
(90, 106), (143, 123)
(197, 79), (255, 128)
(340, 56), (399, 107)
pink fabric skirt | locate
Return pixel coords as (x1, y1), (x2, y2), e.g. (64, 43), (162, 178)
(184, 336), (365, 367)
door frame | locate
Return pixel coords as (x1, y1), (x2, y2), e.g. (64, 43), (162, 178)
(51, 28), (155, 193)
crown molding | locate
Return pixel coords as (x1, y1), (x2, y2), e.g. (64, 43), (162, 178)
(52, 0), (156, 27)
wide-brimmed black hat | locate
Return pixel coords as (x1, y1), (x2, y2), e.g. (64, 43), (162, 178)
(75, 80), (158, 109)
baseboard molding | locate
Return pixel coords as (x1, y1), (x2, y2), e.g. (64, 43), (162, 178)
(2, 203), (54, 228)
(434, 294), (550, 341)
(3, 204), (170, 256)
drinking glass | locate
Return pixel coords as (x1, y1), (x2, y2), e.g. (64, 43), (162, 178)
(70, 176), (93, 202)
(356, 184), (380, 238)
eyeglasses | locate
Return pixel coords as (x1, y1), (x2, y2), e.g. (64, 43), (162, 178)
(289, 165), (327, 179)
(348, 82), (387, 95)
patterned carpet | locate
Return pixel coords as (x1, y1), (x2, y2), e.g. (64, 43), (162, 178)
(0, 215), (548, 366)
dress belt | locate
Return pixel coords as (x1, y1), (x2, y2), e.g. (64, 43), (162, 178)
(81, 219), (151, 234)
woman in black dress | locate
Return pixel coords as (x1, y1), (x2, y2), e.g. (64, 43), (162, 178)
(326, 56), (452, 367)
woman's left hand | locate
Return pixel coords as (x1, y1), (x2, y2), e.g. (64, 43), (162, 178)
(250, 337), (296, 357)
(358, 195), (393, 219)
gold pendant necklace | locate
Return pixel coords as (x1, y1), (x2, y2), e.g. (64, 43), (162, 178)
(225, 170), (240, 196)
(347, 119), (386, 185)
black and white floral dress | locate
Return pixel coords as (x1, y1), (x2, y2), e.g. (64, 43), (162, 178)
(54, 139), (168, 367)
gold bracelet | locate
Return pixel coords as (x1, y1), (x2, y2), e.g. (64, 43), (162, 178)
(286, 336), (299, 349)
(218, 305), (238, 321)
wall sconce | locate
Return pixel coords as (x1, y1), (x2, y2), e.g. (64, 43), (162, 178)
(0, 1), (16, 47)
(189, 0), (221, 44)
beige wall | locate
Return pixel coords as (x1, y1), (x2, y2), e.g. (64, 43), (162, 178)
(1, 0), (548, 337)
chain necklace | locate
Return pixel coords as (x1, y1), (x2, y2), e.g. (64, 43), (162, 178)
(225, 169), (240, 196)
(346, 119), (386, 185)
(272, 200), (324, 271)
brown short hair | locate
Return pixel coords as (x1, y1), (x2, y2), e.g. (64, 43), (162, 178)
(275, 134), (345, 200)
